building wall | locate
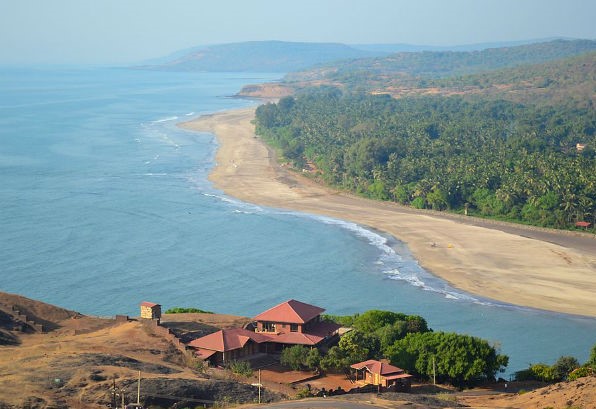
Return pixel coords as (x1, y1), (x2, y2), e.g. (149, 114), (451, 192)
(257, 317), (323, 334)
(140, 305), (161, 319)
(257, 320), (303, 334)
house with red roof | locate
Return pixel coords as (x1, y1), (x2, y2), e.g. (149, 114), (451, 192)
(187, 299), (341, 366)
(351, 359), (413, 391)
(188, 328), (271, 365)
(252, 299), (341, 348)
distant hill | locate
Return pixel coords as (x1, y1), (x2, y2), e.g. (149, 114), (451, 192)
(286, 39), (596, 83)
(239, 39), (596, 102)
(137, 41), (387, 72)
(350, 38), (563, 53)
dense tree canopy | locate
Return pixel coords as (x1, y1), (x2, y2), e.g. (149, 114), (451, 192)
(255, 90), (596, 230)
(386, 331), (509, 387)
(318, 310), (507, 387)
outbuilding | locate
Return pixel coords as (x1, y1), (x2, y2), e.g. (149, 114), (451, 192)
(140, 301), (162, 321)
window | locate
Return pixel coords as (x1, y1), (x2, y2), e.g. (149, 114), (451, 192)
(290, 323), (298, 332)
(262, 322), (276, 332)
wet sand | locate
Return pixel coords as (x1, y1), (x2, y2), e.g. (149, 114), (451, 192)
(180, 107), (596, 317)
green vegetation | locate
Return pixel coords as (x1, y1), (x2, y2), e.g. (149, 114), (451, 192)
(428, 52), (596, 108)
(280, 345), (321, 371)
(515, 343), (596, 382)
(387, 332), (508, 387)
(164, 307), (214, 314)
(226, 360), (253, 377)
(318, 310), (507, 387)
(255, 88), (596, 230)
(285, 39), (596, 92)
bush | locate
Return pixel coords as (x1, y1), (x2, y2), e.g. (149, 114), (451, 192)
(227, 360), (253, 377)
(552, 356), (580, 380)
(515, 363), (556, 382)
(164, 307), (213, 314)
(281, 345), (309, 371)
(295, 388), (313, 399)
(568, 366), (594, 381)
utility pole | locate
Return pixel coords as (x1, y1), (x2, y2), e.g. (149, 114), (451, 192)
(137, 371), (141, 405)
(251, 369), (262, 404)
(111, 379), (116, 409)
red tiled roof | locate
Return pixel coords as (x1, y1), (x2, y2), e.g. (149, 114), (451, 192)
(194, 349), (217, 360)
(253, 299), (325, 324)
(384, 373), (413, 381)
(268, 331), (324, 346)
(188, 328), (269, 352)
(350, 359), (407, 376)
(140, 301), (160, 308)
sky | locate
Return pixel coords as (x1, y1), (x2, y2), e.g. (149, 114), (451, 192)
(1, 0), (595, 65)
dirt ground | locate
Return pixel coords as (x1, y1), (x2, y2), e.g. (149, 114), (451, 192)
(1, 292), (594, 409)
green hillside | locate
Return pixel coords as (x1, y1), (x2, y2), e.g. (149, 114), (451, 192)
(284, 39), (596, 92)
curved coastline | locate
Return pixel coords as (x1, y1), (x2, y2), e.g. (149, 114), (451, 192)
(179, 107), (596, 318)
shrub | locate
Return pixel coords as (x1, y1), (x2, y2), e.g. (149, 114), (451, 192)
(227, 360), (253, 377)
(164, 307), (213, 314)
(295, 388), (313, 399)
(515, 363), (556, 382)
(552, 356), (580, 380)
(281, 345), (309, 370)
(568, 366), (594, 381)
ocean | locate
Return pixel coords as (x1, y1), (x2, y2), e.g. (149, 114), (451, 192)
(1, 66), (594, 375)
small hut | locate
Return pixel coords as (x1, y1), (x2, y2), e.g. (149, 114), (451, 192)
(351, 359), (413, 392)
(140, 301), (161, 322)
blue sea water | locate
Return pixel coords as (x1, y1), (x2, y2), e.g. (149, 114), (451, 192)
(1, 66), (594, 375)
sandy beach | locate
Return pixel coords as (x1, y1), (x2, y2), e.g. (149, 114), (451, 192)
(180, 107), (596, 318)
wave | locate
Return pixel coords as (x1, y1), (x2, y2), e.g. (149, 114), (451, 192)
(185, 112), (195, 116)
(309, 214), (396, 256)
(201, 192), (264, 213)
(284, 211), (519, 309)
(152, 116), (179, 123)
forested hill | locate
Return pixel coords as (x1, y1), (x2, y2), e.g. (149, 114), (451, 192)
(137, 41), (385, 72)
(254, 88), (596, 230)
(426, 51), (596, 108)
(283, 39), (596, 89)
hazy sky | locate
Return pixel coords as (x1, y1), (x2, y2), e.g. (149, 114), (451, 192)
(1, 0), (595, 64)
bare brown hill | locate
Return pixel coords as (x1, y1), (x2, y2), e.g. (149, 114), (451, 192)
(1, 292), (594, 409)
(0, 293), (281, 409)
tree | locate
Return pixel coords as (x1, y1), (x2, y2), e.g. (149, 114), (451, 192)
(338, 330), (380, 362)
(352, 310), (408, 333)
(255, 89), (596, 231)
(280, 345), (309, 371)
(552, 356), (580, 380)
(426, 186), (449, 210)
(320, 346), (350, 371)
(589, 343), (596, 366)
(387, 332), (508, 387)
(305, 348), (322, 371)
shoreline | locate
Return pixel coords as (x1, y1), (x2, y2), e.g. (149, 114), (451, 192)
(179, 107), (596, 318)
